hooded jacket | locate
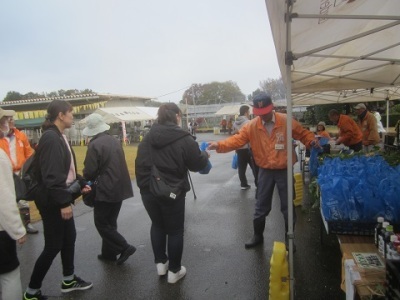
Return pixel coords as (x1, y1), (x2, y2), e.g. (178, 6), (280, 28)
(233, 115), (250, 149)
(135, 122), (209, 192)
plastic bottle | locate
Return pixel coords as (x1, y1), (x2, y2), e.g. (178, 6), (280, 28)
(303, 162), (310, 185)
(374, 217), (384, 248)
(383, 224), (394, 259)
(378, 221), (389, 256)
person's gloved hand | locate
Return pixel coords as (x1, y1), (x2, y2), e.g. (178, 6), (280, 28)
(310, 139), (321, 149)
(207, 142), (219, 150)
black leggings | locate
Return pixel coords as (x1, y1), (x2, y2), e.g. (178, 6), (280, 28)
(28, 204), (76, 289)
(141, 190), (185, 273)
(349, 141), (363, 152)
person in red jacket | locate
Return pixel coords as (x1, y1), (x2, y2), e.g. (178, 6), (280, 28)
(0, 113), (38, 234)
(316, 122), (331, 139)
(328, 109), (363, 152)
(354, 103), (380, 152)
(208, 92), (318, 250)
(0, 108), (27, 300)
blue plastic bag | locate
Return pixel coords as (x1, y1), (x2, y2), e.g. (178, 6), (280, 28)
(319, 154), (400, 223)
(231, 153), (238, 169)
(198, 142), (212, 174)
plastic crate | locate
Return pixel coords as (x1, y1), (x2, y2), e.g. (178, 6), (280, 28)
(386, 260), (400, 300)
(327, 221), (376, 236)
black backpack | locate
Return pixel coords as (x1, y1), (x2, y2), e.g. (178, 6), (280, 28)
(14, 154), (39, 201)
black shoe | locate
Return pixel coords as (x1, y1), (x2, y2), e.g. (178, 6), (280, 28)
(116, 245), (136, 265)
(23, 290), (48, 300)
(241, 185), (251, 190)
(245, 235), (264, 249)
(97, 254), (117, 262)
(61, 275), (93, 293)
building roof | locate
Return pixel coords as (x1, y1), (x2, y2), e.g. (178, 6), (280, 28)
(0, 93), (152, 111)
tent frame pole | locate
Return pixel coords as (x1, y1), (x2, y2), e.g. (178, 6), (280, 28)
(285, 1), (295, 300)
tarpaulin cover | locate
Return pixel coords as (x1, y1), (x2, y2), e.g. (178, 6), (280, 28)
(265, 0), (400, 105)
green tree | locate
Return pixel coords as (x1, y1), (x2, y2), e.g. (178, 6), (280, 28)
(181, 83), (203, 105)
(80, 89), (94, 95)
(47, 91), (58, 97)
(259, 77), (286, 100)
(3, 91), (24, 102)
(25, 92), (43, 99)
(303, 107), (316, 125)
(181, 81), (245, 105)
(145, 100), (163, 107)
(2, 89), (96, 102)
(314, 104), (344, 125)
(248, 88), (262, 101)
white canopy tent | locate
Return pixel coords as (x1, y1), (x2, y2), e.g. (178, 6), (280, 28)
(264, 1), (400, 298)
(214, 104), (253, 116)
(292, 86), (400, 106)
(267, 1), (400, 96)
(77, 107), (158, 142)
(214, 100), (288, 116)
(78, 106), (158, 126)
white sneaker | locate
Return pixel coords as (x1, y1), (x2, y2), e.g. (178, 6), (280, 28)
(156, 261), (169, 276)
(167, 266), (186, 284)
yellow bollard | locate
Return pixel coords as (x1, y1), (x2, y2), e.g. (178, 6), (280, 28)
(269, 241), (289, 300)
(293, 173), (303, 206)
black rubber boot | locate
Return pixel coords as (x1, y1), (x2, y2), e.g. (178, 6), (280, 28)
(245, 218), (265, 249)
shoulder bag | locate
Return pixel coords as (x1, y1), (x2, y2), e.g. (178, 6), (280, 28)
(148, 145), (182, 200)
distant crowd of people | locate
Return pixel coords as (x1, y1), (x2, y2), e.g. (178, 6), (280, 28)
(0, 95), (389, 299)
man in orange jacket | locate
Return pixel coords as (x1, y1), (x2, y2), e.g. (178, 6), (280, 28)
(208, 92), (318, 250)
(0, 113), (38, 234)
(354, 103), (380, 152)
(328, 109), (363, 152)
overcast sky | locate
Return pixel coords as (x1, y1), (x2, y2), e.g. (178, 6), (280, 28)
(0, 0), (281, 103)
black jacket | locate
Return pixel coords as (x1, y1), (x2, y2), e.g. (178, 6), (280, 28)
(35, 126), (82, 208)
(83, 133), (133, 203)
(135, 122), (209, 192)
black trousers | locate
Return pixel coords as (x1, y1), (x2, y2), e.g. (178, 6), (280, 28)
(349, 141), (363, 152)
(236, 148), (258, 187)
(94, 201), (129, 259)
(141, 190), (185, 273)
(29, 205), (76, 289)
(255, 168), (296, 232)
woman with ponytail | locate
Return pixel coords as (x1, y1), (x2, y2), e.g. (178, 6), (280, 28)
(135, 103), (209, 284)
(24, 100), (92, 300)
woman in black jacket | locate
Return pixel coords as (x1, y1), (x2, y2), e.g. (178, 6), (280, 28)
(83, 113), (135, 265)
(135, 103), (209, 284)
(24, 100), (92, 300)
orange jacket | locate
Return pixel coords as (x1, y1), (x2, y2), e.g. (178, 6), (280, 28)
(357, 111), (380, 145)
(317, 130), (331, 139)
(0, 129), (34, 172)
(337, 114), (362, 146)
(217, 112), (316, 169)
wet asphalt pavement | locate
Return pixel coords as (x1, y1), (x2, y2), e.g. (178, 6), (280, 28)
(16, 133), (345, 300)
